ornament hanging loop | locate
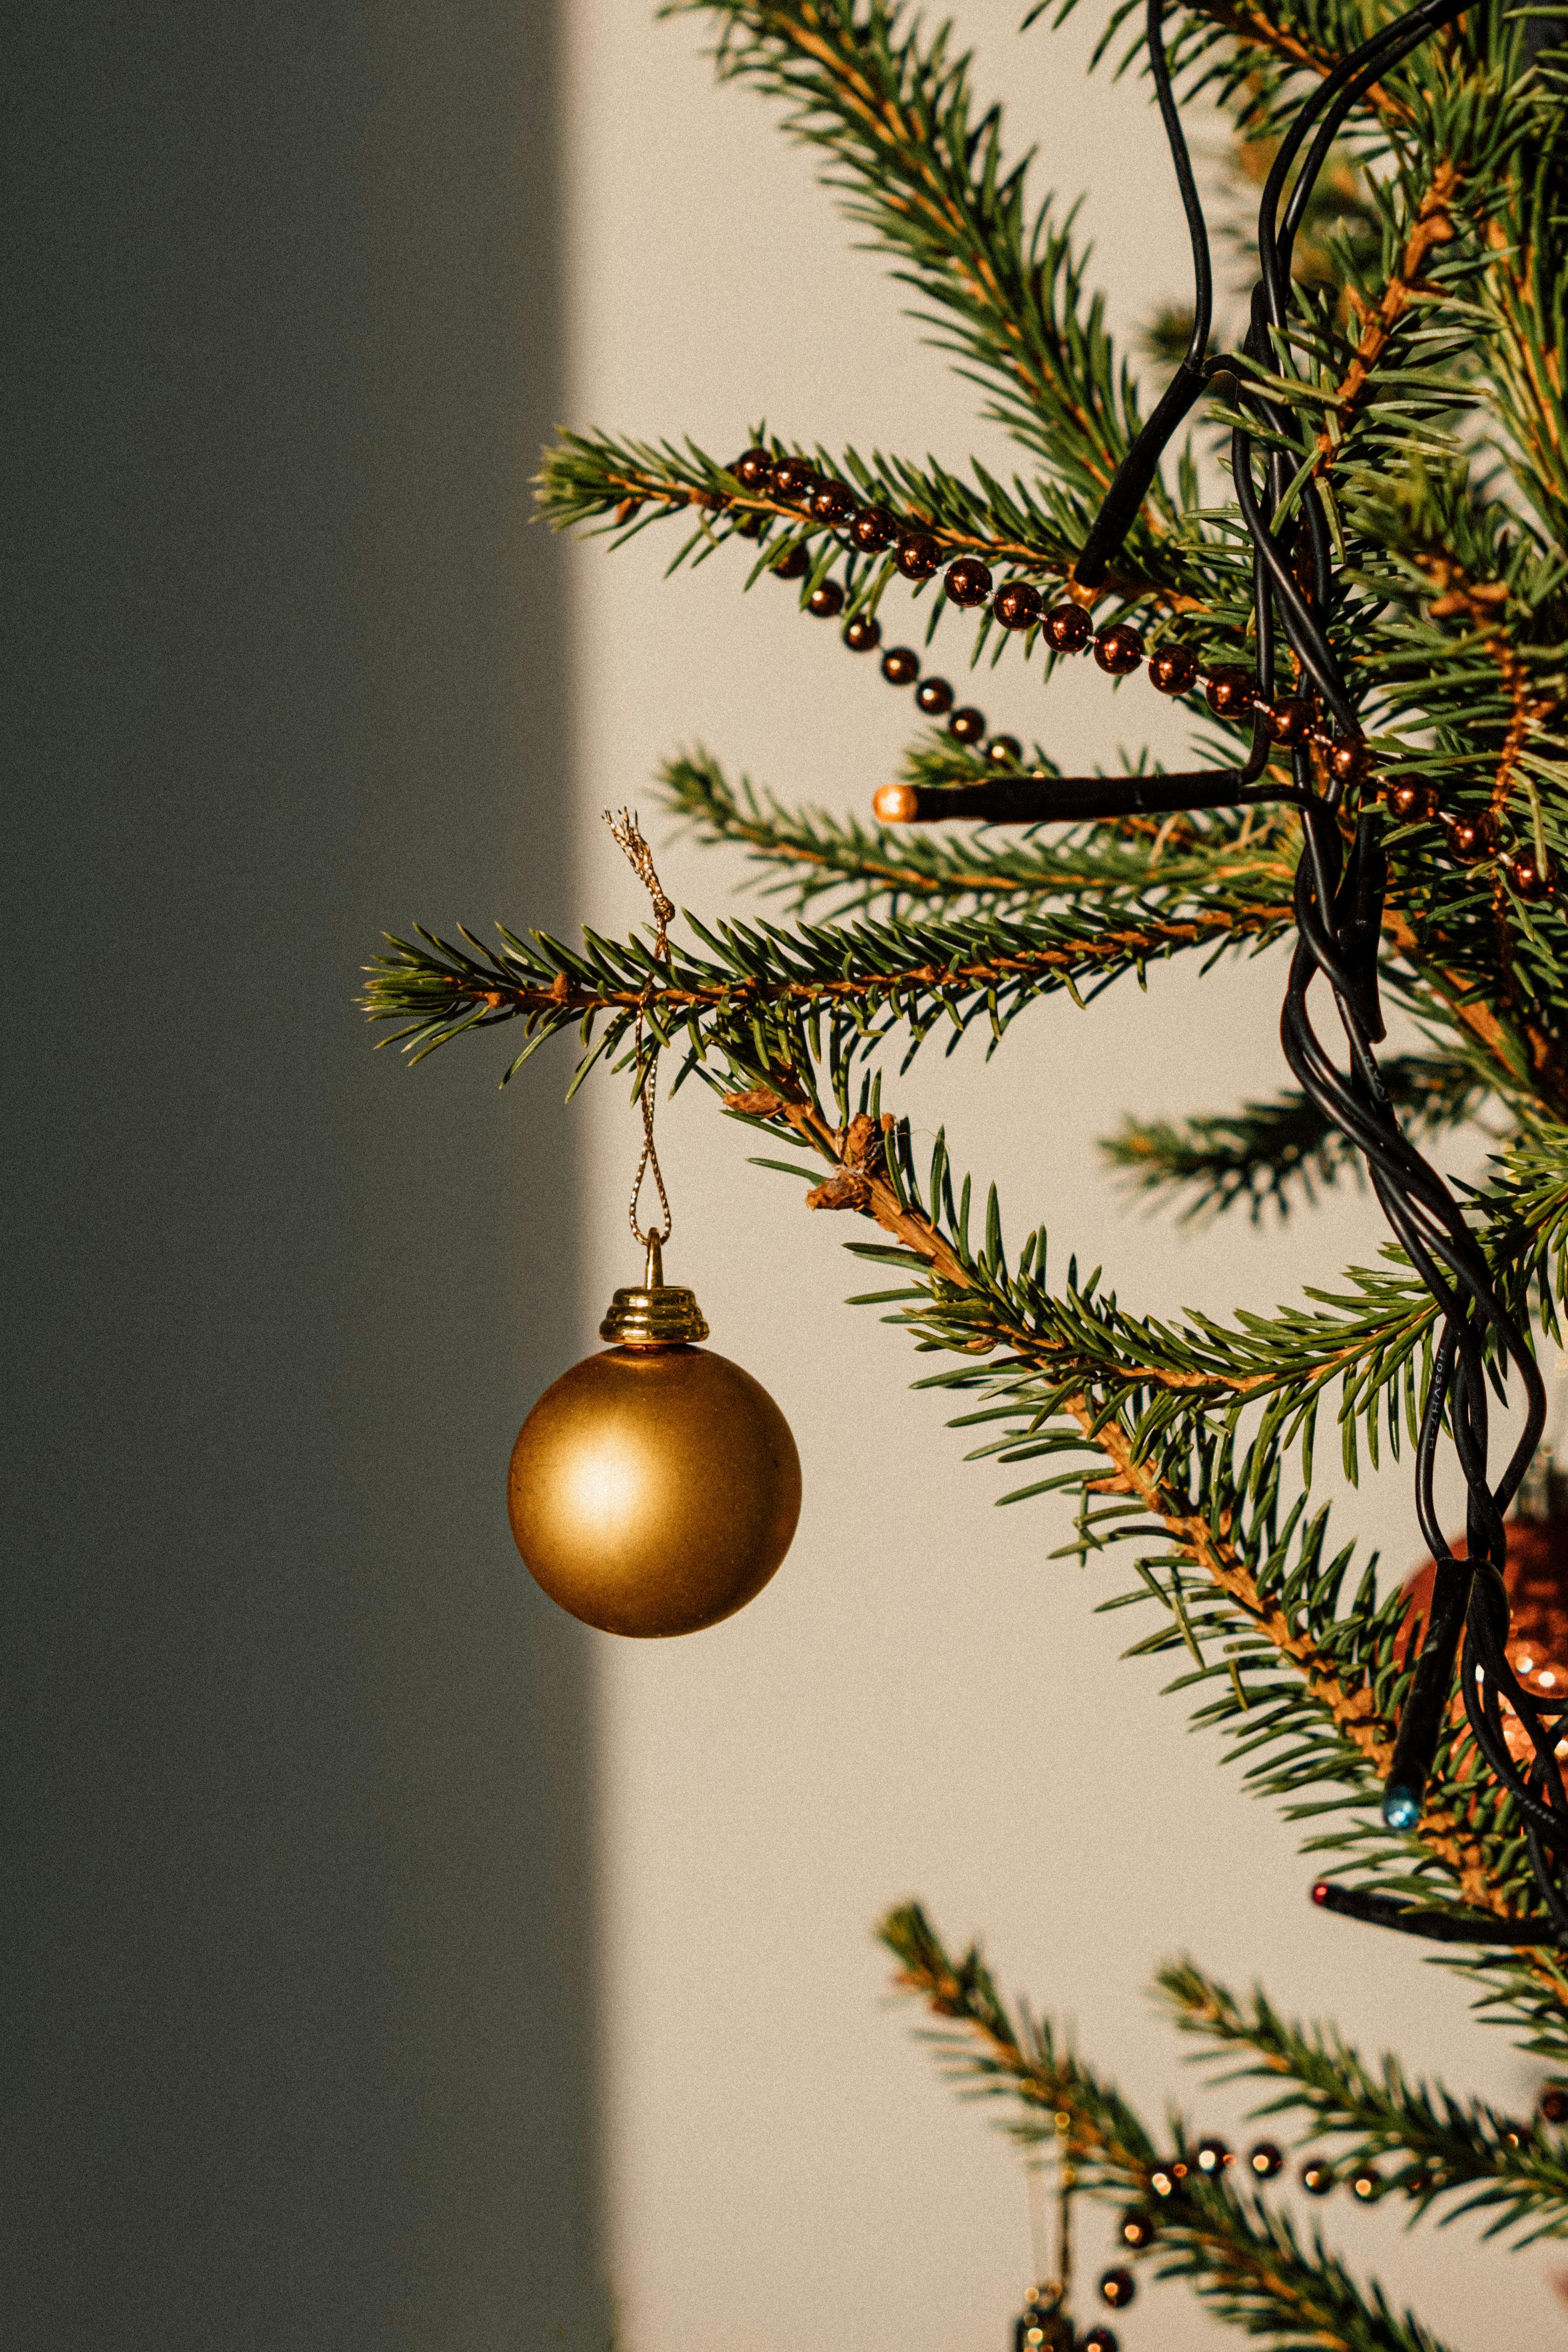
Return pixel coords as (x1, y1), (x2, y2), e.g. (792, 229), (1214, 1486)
(606, 807), (676, 1251)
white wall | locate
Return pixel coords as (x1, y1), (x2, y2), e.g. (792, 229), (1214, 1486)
(562, 8), (1562, 2351)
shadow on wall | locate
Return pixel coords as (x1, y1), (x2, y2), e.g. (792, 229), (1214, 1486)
(2, 5), (606, 2346)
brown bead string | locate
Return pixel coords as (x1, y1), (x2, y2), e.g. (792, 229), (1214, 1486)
(727, 444), (1558, 891)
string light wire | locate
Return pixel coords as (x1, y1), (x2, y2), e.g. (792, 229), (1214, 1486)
(1069, 0), (1561, 1923)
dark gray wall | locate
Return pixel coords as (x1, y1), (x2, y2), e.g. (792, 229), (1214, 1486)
(3, 8), (605, 2346)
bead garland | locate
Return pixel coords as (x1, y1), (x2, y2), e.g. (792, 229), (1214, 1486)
(727, 446), (1557, 890)
(1003, 2095), (1568, 2349)
(1129, 2104), (1567, 2218)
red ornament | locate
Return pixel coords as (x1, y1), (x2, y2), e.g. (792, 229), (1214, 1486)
(1401, 1469), (1568, 1791)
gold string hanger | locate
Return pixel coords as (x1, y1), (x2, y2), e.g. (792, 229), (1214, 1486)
(605, 807), (676, 1280)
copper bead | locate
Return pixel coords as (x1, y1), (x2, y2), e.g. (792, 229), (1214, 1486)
(1447, 811), (1497, 861)
(1093, 623), (1144, 675)
(880, 645), (920, 685)
(732, 446), (772, 489)
(843, 614), (882, 652)
(895, 531), (940, 581)
(1205, 665), (1255, 717)
(914, 676), (953, 715)
(986, 734), (1023, 767)
(852, 506), (898, 552)
(1386, 776), (1438, 821)
(1148, 643), (1199, 695)
(949, 706), (986, 743)
(1267, 697), (1313, 746)
(771, 455), (816, 505)
(810, 478), (857, 527)
(1327, 736), (1370, 785)
(993, 580), (1042, 631)
(944, 555), (993, 607)
(807, 579), (845, 618)
(1044, 602), (1092, 653)
(1508, 848), (1557, 898)
(772, 542), (810, 580)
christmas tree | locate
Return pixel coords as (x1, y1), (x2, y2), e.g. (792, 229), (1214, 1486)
(364, 1), (1568, 2343)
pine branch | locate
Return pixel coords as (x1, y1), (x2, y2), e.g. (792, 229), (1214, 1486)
(718, 1077), (1568, 1927)
(1102, 1053), (1492, 1228)
(358, 890), (1294, 1089)
(534, 424), (1215, 618)
(653, 0), (1320, 602)
(659, 1), (1153, 514)
(880, 1902), (1460, 2352)
(1159, 1960), (1568, 2244)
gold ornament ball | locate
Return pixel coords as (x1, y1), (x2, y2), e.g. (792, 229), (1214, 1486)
(507, 1266), (800, 1637)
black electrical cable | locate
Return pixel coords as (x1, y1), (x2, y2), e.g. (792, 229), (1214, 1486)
(1311, 1878), (1564, 1944)
(1063, 0), (1561, 1920)
(1073, 0), (1213, 588)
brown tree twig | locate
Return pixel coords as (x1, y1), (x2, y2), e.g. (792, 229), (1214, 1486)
(1312, 163), (1460, 477)
(730, 1074), (1528, 1916)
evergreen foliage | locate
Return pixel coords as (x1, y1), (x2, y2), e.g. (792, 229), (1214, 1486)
(364, 0), (1568, 2338)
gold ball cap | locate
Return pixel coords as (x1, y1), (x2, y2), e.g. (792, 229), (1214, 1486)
(599, 1283), (709, 1347)
(597, 1236), (710, 1347)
